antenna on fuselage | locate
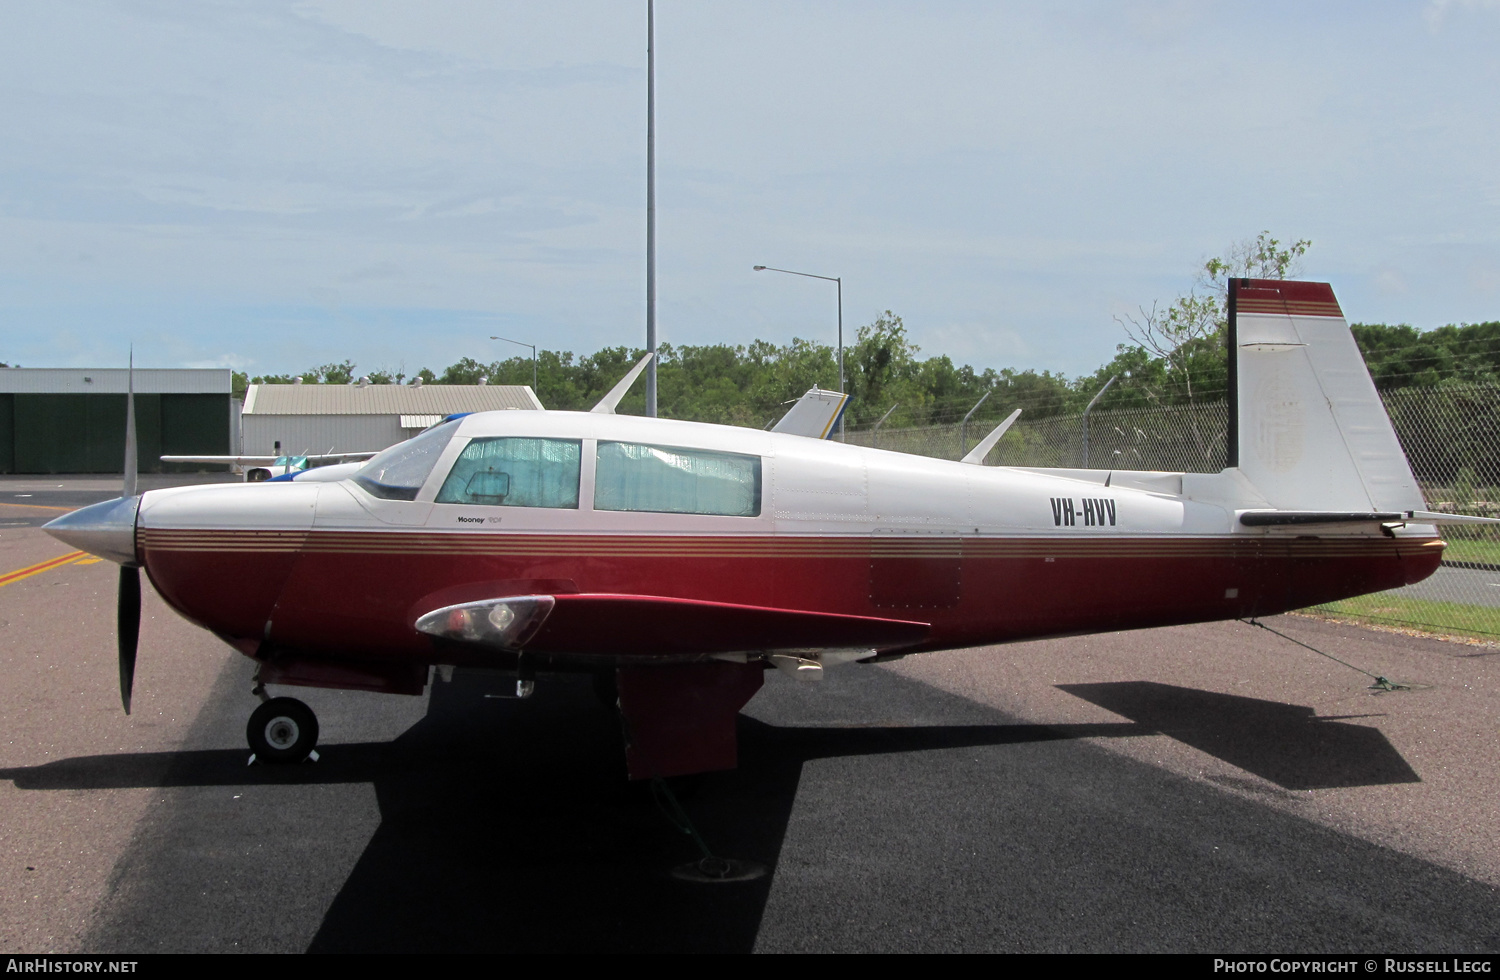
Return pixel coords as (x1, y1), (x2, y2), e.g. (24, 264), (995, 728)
(591, 352), (655, 415)
(960, 408), (1023, 465)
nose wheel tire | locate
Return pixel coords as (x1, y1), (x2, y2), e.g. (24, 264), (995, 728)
(247, 697), (319, 764)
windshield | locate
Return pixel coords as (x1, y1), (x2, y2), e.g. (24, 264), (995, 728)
(353, 421), (460, 501)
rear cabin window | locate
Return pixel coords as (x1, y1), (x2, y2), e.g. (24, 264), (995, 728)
(594, 441), (761, 517)
(435, 437), (581, 509)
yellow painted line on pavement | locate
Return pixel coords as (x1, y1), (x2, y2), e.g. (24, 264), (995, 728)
(0, 501), (74, 512)
(0, 551), (88, 588)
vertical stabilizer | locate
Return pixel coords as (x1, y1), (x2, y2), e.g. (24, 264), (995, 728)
(1229, 279), (1423, 513)
(771, 387), (850, 440)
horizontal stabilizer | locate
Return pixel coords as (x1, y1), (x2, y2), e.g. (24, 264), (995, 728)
(1405, 510), (1500, 526)
(1240, 511), (1403, 527)
(1240, 509), (1500, 527)
(961, 408), (1022, 465)
(414, 592), (930, 656)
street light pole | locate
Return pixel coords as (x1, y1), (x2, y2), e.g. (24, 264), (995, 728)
(753, 264), (845, 436)
(645, 0), (657, 417)
(489, 335), (538, 394)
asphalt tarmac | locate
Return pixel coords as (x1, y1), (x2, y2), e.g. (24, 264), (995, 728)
(1, 479), (1497, 953)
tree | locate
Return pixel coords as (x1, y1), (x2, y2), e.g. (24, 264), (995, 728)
(1115, 231), (1311, 405)
(847, 312), (921, 419)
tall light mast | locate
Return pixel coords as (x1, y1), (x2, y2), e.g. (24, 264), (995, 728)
(645, 0), (658, 416)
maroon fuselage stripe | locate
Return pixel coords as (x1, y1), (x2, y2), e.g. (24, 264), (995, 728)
(139, 529), (1443, 663)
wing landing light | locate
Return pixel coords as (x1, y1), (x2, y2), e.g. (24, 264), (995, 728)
(414, 593), (930, 657)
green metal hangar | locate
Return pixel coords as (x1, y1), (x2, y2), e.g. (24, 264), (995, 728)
(0, 367), (233, 474)
(240, 381), (541, 458)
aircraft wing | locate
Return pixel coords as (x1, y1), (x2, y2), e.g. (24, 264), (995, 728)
(415, 593), (930, 657)
(159, 452), (378, 465)
(771, 387), (850, 440)
(302, 451), (379, 462)
(160, 455), (283, 466)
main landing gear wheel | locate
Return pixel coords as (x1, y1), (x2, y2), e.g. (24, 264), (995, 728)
(247, 697), (319, 764)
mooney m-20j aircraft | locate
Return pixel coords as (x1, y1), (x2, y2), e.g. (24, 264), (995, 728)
(45, 280), (1495, 779)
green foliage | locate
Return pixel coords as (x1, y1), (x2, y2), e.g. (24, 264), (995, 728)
(249, 359), (358, 387)
(1304, 594), (1500, 640)
(1202, 231), (1312, 290)
(1351, 321), (1500, 389)
(1114, 231), (1311, 406)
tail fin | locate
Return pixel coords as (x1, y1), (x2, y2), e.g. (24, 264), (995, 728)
(771, 387), (849, 440)
(1229, 279), (1423, 513)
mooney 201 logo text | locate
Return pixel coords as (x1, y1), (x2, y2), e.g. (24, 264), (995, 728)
(1050, 497), (1116, 527)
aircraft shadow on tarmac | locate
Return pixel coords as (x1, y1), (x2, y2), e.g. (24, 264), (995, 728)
(1057, 681), (1419, 790)
(0, 671), (1421, 952)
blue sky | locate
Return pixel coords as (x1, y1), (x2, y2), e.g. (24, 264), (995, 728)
(2, 1), (1498, 381)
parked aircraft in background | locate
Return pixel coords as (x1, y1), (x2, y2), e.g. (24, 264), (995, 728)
(260, 382), (850, 488)
(161, 449), (380, 482)
(771, 387), (848, 440)
(47, 280), (1499, 783)
(171, 380), (846, 488)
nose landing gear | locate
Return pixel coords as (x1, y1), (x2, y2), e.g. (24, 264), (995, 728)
(246, 694), (320, 764)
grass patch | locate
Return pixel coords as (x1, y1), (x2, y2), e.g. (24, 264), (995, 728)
(1440, 538), (1500, 565)
(1303, 593), (1500, 639)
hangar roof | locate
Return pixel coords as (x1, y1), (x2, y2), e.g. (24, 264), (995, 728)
(243, 383), (543, 415)
(0, 368), (231, 394)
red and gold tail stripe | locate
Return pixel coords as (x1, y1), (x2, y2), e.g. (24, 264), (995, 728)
(1236, 280), (1344, 318)
(1237, 297), (1344, 318)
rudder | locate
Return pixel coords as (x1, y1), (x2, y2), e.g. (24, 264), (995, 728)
(1229, 278), (1424, 514)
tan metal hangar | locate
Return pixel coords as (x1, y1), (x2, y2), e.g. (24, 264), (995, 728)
(239, 381), (542, 457)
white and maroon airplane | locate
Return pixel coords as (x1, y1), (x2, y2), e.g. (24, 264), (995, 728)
(44, 280), (1492, 780)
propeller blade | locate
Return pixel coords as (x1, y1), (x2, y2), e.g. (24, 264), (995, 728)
(123, 348), (137, 499)
(117, 565), (140, 715)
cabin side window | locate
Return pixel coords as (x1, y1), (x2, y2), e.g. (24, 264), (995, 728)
(594, 441), (761, 517)
(353, 420), (460, 501)
(435, 437), (581, 509)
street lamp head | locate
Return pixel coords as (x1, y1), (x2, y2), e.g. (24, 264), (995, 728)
(752, 265), (766, 271)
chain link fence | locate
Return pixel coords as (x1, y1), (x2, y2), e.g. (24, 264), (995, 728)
(846, 383), (1500, 639)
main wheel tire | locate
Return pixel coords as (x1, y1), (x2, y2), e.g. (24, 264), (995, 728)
(247, 697), (319, 764)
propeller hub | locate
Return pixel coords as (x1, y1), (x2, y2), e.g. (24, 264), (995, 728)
(42, 495), (141, 566)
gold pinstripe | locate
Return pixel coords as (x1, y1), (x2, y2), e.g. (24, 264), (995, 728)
(1239, 300), (1343, 317)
